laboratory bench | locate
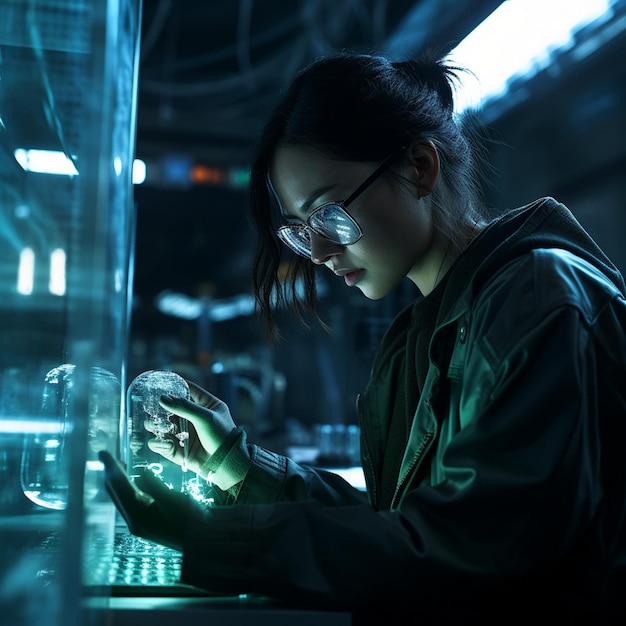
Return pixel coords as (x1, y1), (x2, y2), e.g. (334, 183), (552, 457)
(83, 595), (352, 625)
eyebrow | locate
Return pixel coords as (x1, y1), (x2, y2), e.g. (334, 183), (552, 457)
(299, 184), (337, 216)
(267, 172), (338, 219)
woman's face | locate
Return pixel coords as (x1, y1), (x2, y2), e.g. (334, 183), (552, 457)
(270, 145), (441, 299)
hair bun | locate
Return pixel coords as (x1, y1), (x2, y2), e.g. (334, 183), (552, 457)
(391, 57), (456, 112)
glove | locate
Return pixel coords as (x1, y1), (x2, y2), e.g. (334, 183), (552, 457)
(98, 450), (194, 552)
(145, 379), (251, 491)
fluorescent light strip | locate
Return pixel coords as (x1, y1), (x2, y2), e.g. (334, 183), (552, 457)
(14, 148), (78, 175)
(17, 247), (35, 295)
(450, 0), (611, 113)
(14, 149), (146, 184)
(0, 419), (68, 434)
(49, 248), (66, 296)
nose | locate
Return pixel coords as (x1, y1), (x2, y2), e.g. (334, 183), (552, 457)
(309, 231), (344, 265)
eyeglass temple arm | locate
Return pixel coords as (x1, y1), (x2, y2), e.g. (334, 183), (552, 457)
(267, 147), (405, 212)
(343, 148), (404, 208)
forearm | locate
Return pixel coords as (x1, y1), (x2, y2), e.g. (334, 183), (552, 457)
(234, 444), (367, 506)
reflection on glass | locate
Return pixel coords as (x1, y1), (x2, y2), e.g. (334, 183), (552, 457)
(20, 364), (73, 510)
(126, 370), (213, 504)
(88, 367), (121, 455)
(20, 364), (120, 510)
(128, 370), (190, 441)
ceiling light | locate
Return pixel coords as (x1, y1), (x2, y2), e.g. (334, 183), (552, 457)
(14, 149), (78, 176)
(15, 148), (147, 184)
(450, 0), (611, 113)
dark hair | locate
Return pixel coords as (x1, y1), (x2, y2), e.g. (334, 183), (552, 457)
(249, 51), (489, 340)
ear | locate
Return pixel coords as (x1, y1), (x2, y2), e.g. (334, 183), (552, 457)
(405, 140), (440, 197)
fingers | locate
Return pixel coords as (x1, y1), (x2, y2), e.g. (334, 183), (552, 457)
(158, 393), (221, 427)
(98, 451), (155, 515)
(186, 379), (215, 404)
(158, 378), (233, 457)
(99, 450), (133, 499)
(99, 450), (126, 474)
(135, 469), (189, 512)
(184, 379), (226, 412)
(147, 437), (177, 461)
(99, 452), (185, 552)
(143, 417), (171, 435)
(158, 376), (226, 419)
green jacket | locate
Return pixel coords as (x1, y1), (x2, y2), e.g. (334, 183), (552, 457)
(181, 198), (626, 624)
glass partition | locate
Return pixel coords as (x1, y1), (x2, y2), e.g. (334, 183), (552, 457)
(0, 1), (142, 625)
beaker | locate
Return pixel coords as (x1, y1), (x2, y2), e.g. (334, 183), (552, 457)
(20, 364), (74, 510)
(20, 364), (121, 510)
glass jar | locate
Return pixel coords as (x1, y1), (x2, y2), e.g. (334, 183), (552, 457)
(125, 370), (213, 505)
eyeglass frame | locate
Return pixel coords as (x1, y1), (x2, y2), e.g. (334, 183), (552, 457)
(267, 148), (404, 258)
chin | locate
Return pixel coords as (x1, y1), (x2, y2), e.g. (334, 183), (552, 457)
(359, 274), (409, 300)
(356, 284), (392, 301)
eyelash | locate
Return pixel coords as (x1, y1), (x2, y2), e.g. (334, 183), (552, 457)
(284, 216), (307, 227)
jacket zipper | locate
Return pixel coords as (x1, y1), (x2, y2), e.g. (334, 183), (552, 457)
(391, 428), (435, 510)
(356, 393), (379, 507)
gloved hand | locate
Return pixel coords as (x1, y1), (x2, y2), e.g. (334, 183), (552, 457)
(145, 379), (250, 491)
(98, 450), (194, 552)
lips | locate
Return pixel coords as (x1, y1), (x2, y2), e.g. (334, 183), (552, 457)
(334, 268), (364, 287)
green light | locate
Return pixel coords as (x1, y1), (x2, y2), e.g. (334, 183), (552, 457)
(229, 168), (251, 188)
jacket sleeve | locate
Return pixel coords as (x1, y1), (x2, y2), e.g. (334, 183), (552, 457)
(233, 443), (368, 507)
(180, 251), (625, 610)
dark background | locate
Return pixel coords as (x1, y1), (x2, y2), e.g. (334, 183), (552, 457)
(128, 0), (626, 444)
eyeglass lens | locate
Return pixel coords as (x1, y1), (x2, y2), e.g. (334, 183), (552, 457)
(274, 148), (402, 257)
(309, 205), (361, 244)
(278, 204), (361, 257)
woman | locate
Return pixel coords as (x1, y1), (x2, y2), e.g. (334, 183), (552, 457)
(101, 52), (626, 624)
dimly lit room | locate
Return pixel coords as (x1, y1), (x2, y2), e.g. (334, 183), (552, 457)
(1, 1), (625, 624)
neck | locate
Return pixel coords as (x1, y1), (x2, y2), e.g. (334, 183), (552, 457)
(408, 236), (453, 296)
(432, 239), (452, 291)
(411, 220), (484, 296)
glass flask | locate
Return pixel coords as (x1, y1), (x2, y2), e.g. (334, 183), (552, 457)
(126, 370), (214, 504)
(20, 364), (75, 510)
(20, 364), (121, 510)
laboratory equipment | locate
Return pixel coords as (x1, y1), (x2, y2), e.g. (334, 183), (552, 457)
(0, 0), (142, 625)
(125, 370), (214, 505)
(20, 364), (120, 510)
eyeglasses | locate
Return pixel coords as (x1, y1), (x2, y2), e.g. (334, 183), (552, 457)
(270, 150), (401, 258)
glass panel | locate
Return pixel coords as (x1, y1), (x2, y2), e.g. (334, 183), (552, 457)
(0, 1), (141, 625)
